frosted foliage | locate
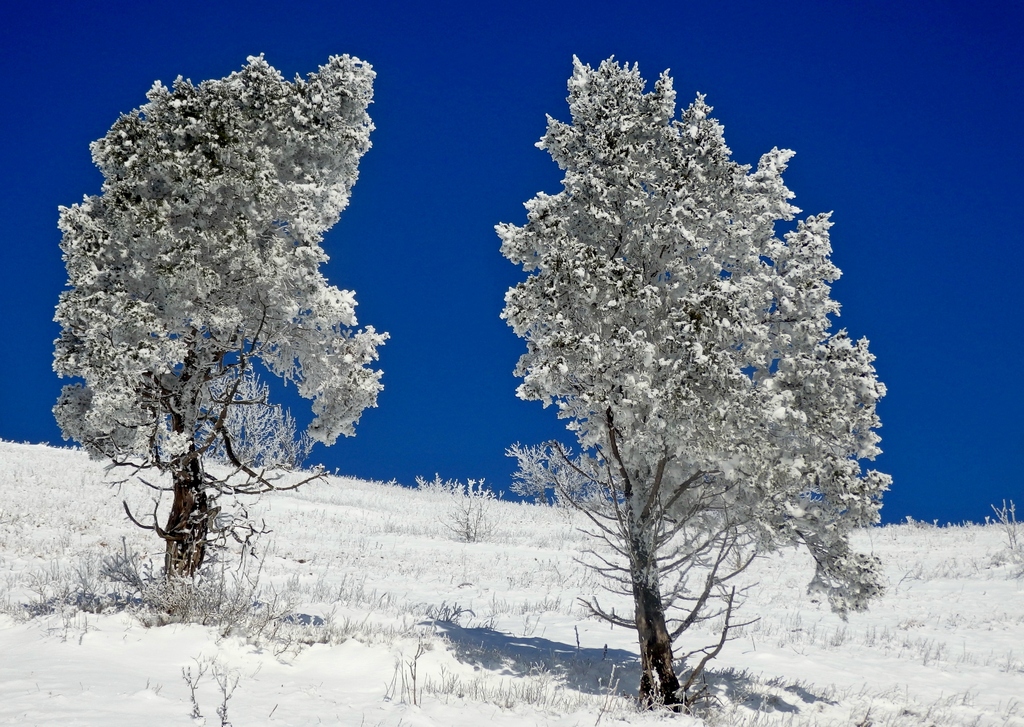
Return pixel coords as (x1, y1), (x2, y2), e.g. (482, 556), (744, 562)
(54, 55), (386, 463)
(500, 58), (890, 615)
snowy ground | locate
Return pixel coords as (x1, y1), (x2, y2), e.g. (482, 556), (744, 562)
(0, 440), (1022, 726)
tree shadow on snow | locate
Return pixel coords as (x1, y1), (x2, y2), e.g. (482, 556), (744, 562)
(428, 622), (839, 715)
(429, 621), (640, 696)
(700, 668), (839, 714)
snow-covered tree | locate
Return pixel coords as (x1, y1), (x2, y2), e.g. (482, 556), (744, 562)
(54, 55), (386, 577)
(501, 57), (889, 708)
(199, 367), (312, 470)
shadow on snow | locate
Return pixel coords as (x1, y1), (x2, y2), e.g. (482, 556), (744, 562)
(430, 621), (640, 695)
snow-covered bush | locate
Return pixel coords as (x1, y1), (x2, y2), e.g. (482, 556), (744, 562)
(198, 367), (312, 470)
(416, 475), (500, 543)
(989, 500), (1022, 572)
(5, 540), (290, 643)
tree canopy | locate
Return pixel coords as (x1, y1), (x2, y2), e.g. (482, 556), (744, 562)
(54, 55), (386, 574)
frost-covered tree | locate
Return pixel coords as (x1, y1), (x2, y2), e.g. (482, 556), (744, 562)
(199, 367), (312, 470)
(501, 58), (889, 708)
(54, 55), (386, 577)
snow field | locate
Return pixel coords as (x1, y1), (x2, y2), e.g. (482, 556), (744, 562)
(0, 441), (1022, 726)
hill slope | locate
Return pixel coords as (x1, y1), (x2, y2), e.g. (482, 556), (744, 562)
(0, 441), (1021, 726)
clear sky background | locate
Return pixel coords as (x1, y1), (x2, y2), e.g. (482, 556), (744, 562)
(1, 0), (1021, 525)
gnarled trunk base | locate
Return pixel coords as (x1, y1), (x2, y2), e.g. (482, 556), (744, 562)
(635, 579), (681, 707)
(163, 459), (210, 578)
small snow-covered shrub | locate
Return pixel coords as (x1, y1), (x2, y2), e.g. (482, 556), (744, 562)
(416, 475), (499, 543)
(101, 543), (294, 635)
(6, 539), (296, 644)
(424, 600), (476, 626)
(199, 368), (314, 470)
(991, 500), (1020, 553)
(14, 557), (112, 618)
(989, 500), (1023, 576)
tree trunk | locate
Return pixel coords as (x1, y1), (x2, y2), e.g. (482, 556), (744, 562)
(163, 454), (210, 578)
(606, 413), (681, 707)
(632, 548), (681, 707)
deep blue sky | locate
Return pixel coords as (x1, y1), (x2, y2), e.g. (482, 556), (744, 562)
(2, 1), (1021, 525)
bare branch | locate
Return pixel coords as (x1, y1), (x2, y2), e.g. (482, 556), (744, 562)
(680, 587), (739, 705)
(579, 596), (635, 629)
(122, 500), (156, 532)
(639, 455), (670, 522)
